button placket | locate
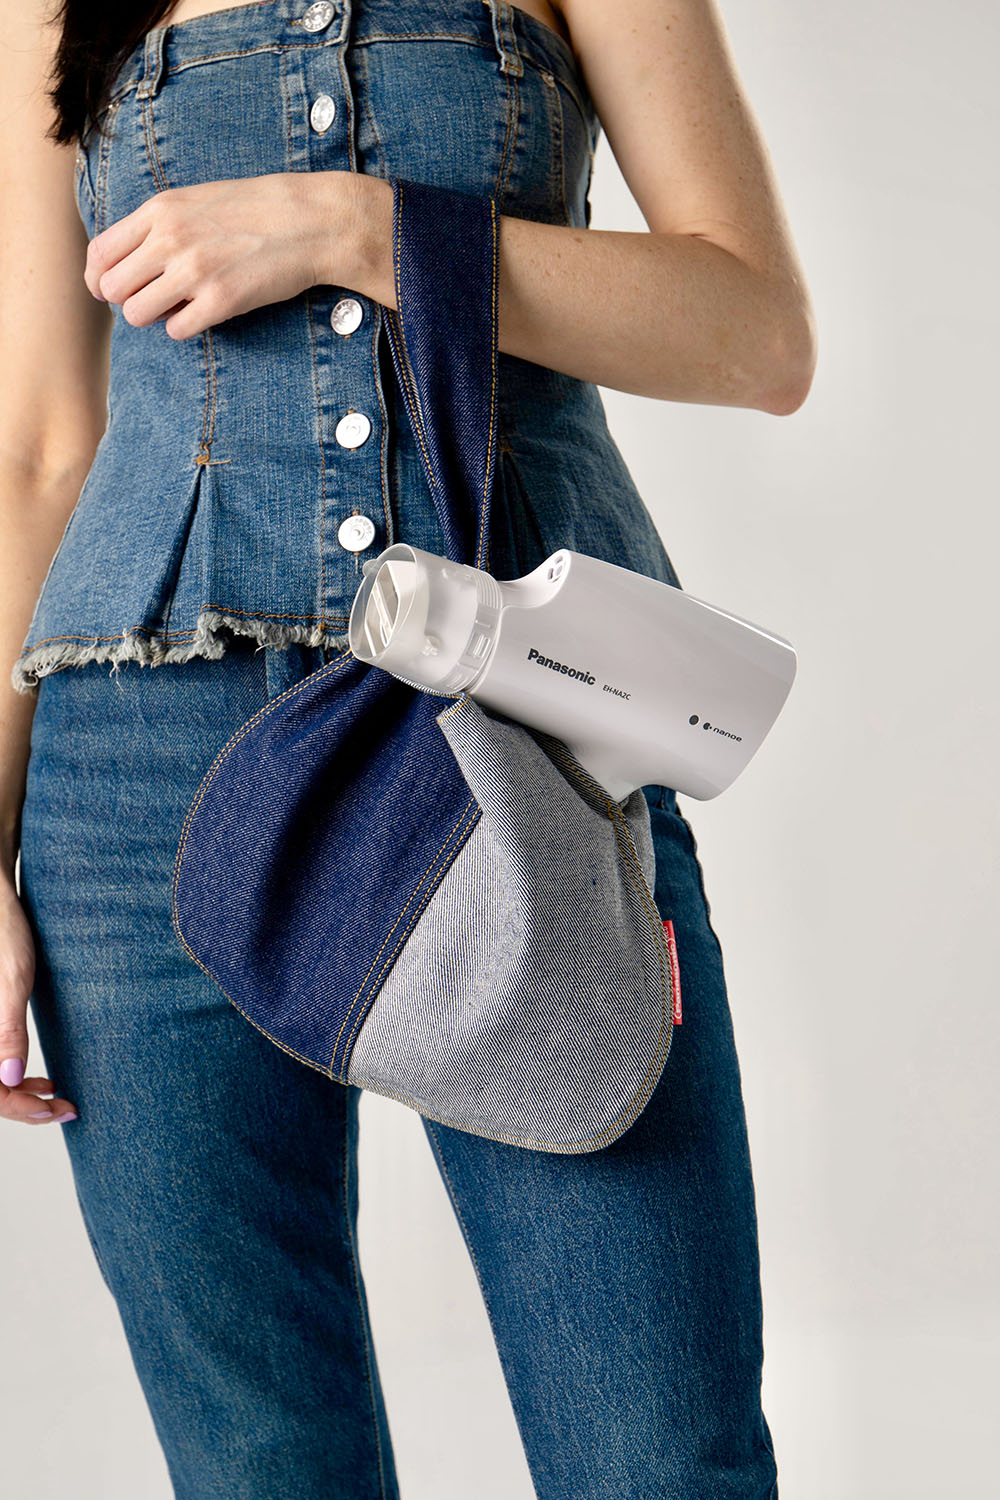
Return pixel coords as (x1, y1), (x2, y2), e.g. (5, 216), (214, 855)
(293, 6), (388, 599)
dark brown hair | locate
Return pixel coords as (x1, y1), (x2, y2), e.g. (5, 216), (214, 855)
(43, 1), (172, 148)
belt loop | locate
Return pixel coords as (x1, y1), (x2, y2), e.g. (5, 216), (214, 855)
(336, 0), (352, 46)
(482, 0), (524, 78)
(135, 27), (167, 102)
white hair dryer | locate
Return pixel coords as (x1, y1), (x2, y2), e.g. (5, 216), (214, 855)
(347, 544), (797, 802)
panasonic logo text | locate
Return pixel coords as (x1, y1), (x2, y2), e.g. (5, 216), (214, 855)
(527, 647), (596, 685)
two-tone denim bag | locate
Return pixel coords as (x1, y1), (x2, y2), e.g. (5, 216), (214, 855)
(172, 176), (676, 1153)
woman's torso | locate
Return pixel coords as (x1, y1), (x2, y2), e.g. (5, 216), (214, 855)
(12, 0), (681, 696)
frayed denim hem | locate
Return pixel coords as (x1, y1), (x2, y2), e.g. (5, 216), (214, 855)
(10, 609), (353, 696)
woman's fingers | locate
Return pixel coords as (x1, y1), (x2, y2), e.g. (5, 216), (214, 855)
(122, 269), (194, 330)
(0, 1067), (78, 1122)
(7, 1075), (73, 1122)
(6, 1091), (78, 1124)
(84, 206), (149, 299)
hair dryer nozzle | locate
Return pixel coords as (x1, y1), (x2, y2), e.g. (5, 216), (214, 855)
(348, 544), (503, 696)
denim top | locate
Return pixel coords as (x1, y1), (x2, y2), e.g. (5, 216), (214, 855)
(11, 0), (681, 695)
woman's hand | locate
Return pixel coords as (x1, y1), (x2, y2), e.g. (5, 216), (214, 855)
(0, 875), (77, 1126)
(83, 169), (372, 342)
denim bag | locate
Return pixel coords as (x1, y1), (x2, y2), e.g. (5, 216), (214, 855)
(172, 176), (676, 1153)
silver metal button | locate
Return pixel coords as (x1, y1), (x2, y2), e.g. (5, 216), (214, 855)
(301, 1), (335, 31)
(309, 94), (336, 133)
(338, 514), (377, 552)
(330, 297), (363, 336)
(335, 411), (371, 449)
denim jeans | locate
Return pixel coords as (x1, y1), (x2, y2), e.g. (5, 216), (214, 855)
(19, 637), (779, 1498)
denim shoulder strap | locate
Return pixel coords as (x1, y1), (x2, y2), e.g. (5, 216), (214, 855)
(382, 177), (498, 571)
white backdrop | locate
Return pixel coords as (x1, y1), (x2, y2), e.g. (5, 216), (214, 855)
(3, 3), (997, 1495)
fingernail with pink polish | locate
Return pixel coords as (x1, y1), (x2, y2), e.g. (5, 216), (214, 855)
(53, 1112), (78, 1124)
(29, 1110), (52, 1119)
(1, 1058), (25, 1087)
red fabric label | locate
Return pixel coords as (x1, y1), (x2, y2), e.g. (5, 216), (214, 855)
(662, 919), (682, 1025)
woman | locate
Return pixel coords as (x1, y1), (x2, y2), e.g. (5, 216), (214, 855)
(0, 0), (815, 1494)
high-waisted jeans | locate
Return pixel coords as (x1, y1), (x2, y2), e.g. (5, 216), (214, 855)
(18, 639), (779, 1499)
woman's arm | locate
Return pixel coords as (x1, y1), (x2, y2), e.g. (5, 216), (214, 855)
(0, 0), (104, 1124)
(0, 3), (111, 876)
(338, 0), (817, 414)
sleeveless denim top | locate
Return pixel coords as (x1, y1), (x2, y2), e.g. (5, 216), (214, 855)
(11, 0), (682, 696)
